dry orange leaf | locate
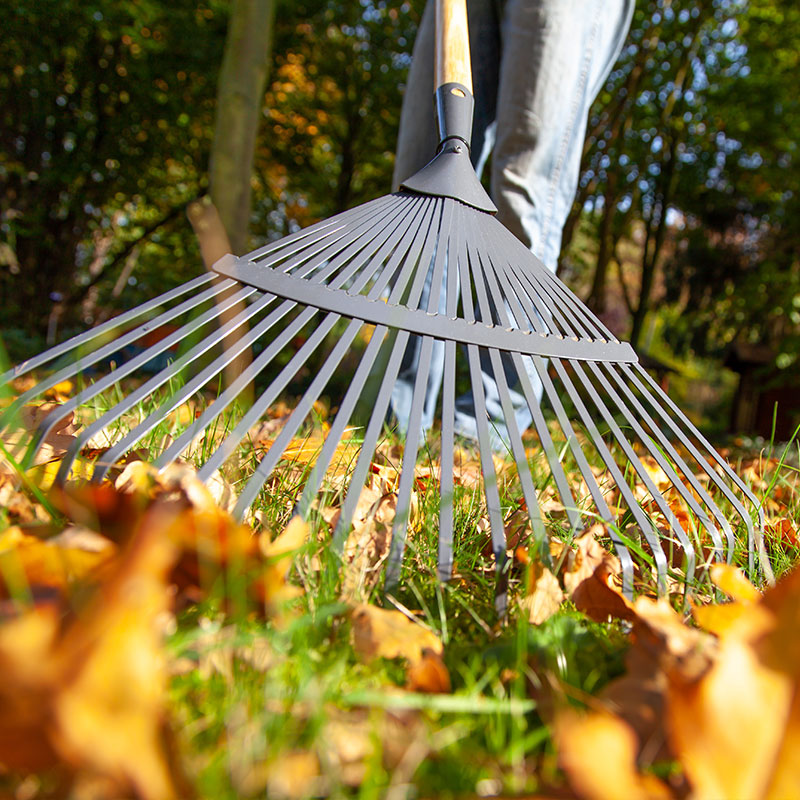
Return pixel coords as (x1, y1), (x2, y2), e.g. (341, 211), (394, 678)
(520, 559), (564, 625)
(0, 525), (117, 598)
(555, 710), (672, 800)
(710, 562), (761, 602)
(405, 649), (452, 693)
(0, 506), (188, 798)
(351, 604), (443, 668)
(563, 527), (634, 623)
(667, 631), (793, 800)
(1, 402), (79, 474)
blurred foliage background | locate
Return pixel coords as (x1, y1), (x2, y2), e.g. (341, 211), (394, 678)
(1, 0), (798, 432)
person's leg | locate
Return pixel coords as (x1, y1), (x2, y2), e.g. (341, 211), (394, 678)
(454, 0), (634, 449)
(493, 0), (634, 269)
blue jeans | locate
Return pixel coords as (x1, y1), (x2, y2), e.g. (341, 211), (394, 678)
(390, 0), (634, 450)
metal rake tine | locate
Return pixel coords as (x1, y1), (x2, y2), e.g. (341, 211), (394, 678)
(490, 250), (550, 335)
(437, 200), (463, 582)
(200, 207), (421, 485)
(575, 361), (708, 586)
(384, 334), (437, 592)
(247, 195), (399, 263)
(598, 362), (735, 547)
(271, 197), (415, 285)
(361, 198), (436, 300)
(551, 358), (671, 593)
(627, 363), (773, 582)
(296, 198), (436, 510)
(294, 325), (389, 518)
(194, 200), (428, 479)
(498, 227), (618, 342)
(332, 202), (444, 549)
(536, 263), (619, 342)
(532, 356), (636, 595)
(467, 221), (549, 560)
(233, 316), (367, 515)
(500, 245), (580, 338)
(0, 278), (240, 435)
(333, 198), (433, 297)
(191, 310), (343, 478)
(1, 274), (217, 385)
(154, 301), (315, 468)
(22, 284), (258, 470)
(293, 199), (439, 517)
(60, 291), (276, 484)
(439, 337), (457, 581)
(475, 224), (582, 532)
(331, 328), (413, 548)
(385, 199), (455, 591)
(92, 295), (296, 480)
(456, 220), (507, 611)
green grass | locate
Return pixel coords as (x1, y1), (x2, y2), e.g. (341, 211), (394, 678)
(2, 362), (800, 798)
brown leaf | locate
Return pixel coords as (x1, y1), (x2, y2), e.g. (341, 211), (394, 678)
(339, 485), (396, 602)
(555, 710), (673, 800)
(1, 403), (79, 472)
(0, 505), (190, 798)
(351, 604), (443, 667)
(520, 559), (564, 625)
(406, 649), (451, 693)
(710, 562), (761, 602)
(563, 527), (634, 623)
(667, 629), (792, 800)
(0, 525), (117, 598)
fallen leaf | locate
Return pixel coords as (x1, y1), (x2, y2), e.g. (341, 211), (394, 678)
(710, 562), (761, 602)
(0, 525), (117, 598)
(563, 526), (634, 623)
(555, 710), (672, 800)
(520, 559), (564, 625)
(1, 403), (79, 472)
(667, 629), (792, 800)
(339, 486), (395, 602)
(351, 604), (443, 667)
(0, 504), (190, 798)
(405, 649), (451, 693)
(767, 517), (800, 548)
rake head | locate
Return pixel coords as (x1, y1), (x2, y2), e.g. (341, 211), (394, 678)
(2, 84), (772, 608)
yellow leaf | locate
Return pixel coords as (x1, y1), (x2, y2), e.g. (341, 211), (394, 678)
(0, 508), (188, 798)
(710, 563), (761, 602)
(0, 525), (117, 597)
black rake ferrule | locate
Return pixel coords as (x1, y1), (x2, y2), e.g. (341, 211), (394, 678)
(435, 82), (474, 151)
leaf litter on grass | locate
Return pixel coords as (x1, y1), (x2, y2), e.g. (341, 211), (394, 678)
(1, 381), (800, 797)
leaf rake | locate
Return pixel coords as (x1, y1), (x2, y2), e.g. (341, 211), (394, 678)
(1, 0), (772, 609)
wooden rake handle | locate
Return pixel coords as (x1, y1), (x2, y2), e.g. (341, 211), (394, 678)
(436, 0), (473, 93)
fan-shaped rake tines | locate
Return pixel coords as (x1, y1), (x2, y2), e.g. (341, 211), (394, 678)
(2, 186), (772, 609)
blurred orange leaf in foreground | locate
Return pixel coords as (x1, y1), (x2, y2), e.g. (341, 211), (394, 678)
(0, 505), (189, 799)
(555, 563), (800, 800)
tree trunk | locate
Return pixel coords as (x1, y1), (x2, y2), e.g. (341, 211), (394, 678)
(209, 0), (277, 255)
(587, 178), (618, 313)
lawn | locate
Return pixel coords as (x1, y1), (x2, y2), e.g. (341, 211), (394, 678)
(0, 375), (799, 799)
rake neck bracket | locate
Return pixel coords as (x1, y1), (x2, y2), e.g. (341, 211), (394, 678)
(400, 84), (497, 214)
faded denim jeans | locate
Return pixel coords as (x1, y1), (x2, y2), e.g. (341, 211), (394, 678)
(389, 0), (634, 450)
